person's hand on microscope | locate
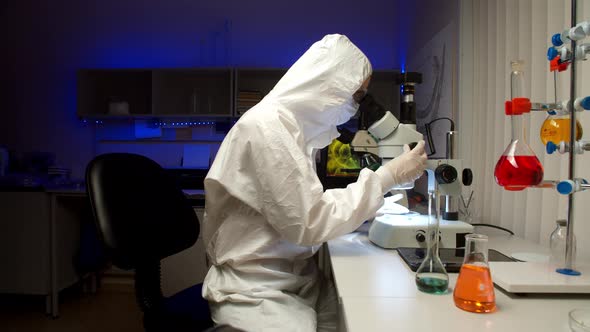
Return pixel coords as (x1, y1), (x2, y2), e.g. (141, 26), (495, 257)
(375, 140), (427, 193)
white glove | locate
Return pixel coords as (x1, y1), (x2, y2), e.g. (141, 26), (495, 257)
(375, 140), (427, 193)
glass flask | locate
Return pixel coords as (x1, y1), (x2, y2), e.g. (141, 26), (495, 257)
(540, 62), (584, 145)
(549, 219), (577, 269)
(453, 234), (496, 313)
(415, 190), (449, 294)
(540, 113), (583, 145)
(494, 61), (544, 191)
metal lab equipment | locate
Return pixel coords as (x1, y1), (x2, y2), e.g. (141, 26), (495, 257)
(369, 132), (474, 249)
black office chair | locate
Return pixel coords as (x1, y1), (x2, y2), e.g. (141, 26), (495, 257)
(85, 153), (214, 331)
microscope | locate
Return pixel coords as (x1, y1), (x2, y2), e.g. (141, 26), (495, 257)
(349, 72), (474, 249)
(350, 72), (424, 167)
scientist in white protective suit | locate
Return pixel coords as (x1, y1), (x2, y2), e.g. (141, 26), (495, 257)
(202, 34), (427, 332)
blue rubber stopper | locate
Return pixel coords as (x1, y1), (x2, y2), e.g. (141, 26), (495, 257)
(546, 141), (557, 154)
(547, 110), (557, 115)
(547, 47), (558, 60)
(580, 96), (590, 110)
(557, 181), (573, 195)
(556, 268), (582, 276)
(552, 33), (564, 47)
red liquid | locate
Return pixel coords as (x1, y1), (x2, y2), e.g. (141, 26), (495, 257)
(494, 155), (544, 191)
(453, 264), (496, 313)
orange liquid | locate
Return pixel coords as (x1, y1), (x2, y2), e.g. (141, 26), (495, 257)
(540, 117), (583, 145)
(453, 264), (496, 313)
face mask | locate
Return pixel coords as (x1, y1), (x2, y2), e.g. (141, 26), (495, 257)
(336, 98), (359, 125)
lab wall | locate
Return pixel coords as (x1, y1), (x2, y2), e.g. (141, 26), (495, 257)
(0, 0), (435, 179)
(412, 0), (460, 148)
(458, 0), (590, 261)
(405, 0), (460, 195)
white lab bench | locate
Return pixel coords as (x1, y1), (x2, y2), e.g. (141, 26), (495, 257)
(326, 225), (590, 332)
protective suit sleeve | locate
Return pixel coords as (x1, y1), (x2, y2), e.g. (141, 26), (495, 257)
(249, 124), (385, 247)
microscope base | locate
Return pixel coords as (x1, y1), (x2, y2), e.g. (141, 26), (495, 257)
(368, 213), (474, 249)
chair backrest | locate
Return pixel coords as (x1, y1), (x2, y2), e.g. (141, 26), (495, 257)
(86, 153), (199, 270)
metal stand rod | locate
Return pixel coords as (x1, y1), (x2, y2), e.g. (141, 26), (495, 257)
(565, 0), (578, 274)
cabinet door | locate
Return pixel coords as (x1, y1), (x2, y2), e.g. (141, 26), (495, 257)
(235, 68), (287, 116)
(77, 70), (152, 116)
(152, 69), (232, 117)
(0, 192), (50, 294)
(161, 208), (208, 297)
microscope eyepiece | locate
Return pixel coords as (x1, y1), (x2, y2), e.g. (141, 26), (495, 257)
(358, 94), (388, 130)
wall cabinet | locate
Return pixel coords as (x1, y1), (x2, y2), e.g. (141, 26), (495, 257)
(78, 69), (233, 118)
(77, 68), (399, 119)
(152, 69), (233, 117)
(234, 68), (286, 116)
(78, 70), (152, 116)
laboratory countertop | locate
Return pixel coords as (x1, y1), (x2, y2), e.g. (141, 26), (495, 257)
(327, 226), (590, 332)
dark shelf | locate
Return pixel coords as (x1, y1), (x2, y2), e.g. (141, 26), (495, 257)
(77, 68), (400, 120)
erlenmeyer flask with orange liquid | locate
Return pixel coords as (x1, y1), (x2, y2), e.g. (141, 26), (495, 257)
(494, 61), (544, 191)
(453, 234), (496, 313)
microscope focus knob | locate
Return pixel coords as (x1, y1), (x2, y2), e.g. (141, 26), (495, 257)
(435, 164), (457, 184)
(462, 168), (473, 186)
(415, 232), (426, 243)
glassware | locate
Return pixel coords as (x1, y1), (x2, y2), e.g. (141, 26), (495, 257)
(540, 112), (583, 145)
(549, 219), (577, 269)
(494, 61), (544, 191)
(453, 234), (496, 313)
(458, 191), (475, 224)
(540, 63), (585, 145)
(415, 190), (449, 294)
(569, 308), (590, 332)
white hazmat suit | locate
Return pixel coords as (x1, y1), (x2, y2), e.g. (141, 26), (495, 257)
(202, 34), (426, 332)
